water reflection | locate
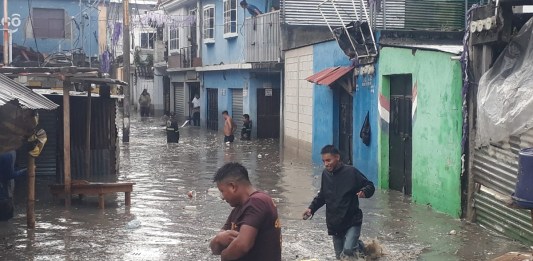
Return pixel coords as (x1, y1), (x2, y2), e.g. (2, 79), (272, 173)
(0, 116), (527, 261)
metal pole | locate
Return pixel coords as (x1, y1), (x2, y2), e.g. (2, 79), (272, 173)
(27, 155), (36, 228)
(85, 84), (92, 178)
(122, 0), (131, 142)
(3, 0), (9, 65)
(63, 79), (72, 207)
(8, 29), (11, 63)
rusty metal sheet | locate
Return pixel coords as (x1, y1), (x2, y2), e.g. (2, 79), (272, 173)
(306, 66), (354, 86)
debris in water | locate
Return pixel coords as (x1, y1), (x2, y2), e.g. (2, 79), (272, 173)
(449, 230), (457, 235)
(184, 206), (197, 211)
(125, 219), (141, 229)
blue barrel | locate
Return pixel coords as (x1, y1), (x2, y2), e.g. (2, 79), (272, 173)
(512, 148), (533, 208)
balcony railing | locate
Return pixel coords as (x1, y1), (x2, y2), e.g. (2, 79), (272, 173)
(168, 45), (201, 69)
(245, 11), (281, 63)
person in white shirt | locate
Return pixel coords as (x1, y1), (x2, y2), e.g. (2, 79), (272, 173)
(190, 94), (201, 126)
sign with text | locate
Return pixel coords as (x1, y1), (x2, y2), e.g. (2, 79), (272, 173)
(265, 88), (272, 97)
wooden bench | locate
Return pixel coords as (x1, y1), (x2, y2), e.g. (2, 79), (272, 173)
(50, 182), (135, 209)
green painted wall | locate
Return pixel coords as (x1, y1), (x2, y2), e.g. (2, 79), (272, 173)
(378, 47), (463, 217)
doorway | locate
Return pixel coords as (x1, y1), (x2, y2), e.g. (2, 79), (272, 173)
(207, 88), (218, 131)
(389, 74), (413, 195)
(338, 87), (353, 165)
(188, 82), (200, 124)
(257, 88), (280, 138)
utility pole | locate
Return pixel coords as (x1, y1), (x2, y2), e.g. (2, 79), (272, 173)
(4, 0), (9, 65)
(122, 0), (130, 142)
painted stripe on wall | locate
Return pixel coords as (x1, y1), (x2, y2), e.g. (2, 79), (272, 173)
(379, 94), (390, 133)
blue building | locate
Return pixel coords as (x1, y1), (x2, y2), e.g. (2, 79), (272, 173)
(197, 0), (282, 138)
(0, 0), (102, 65)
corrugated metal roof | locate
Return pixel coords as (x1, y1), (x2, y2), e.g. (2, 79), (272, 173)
(0, 74), (58, 110)
(282, 0), (471, 31)
(306, 66), (354, 86)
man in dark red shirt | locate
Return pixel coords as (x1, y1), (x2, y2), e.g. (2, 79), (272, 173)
(209, 162), (282, 261)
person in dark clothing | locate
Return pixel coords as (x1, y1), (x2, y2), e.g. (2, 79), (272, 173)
(210, 162), (282, 261)
(138, 89), (151, 117)
(303, 145), (375, 260)
(0, 151), (26, 221)
(240, 1), (263, 16)
(241, 114), (252, 140)
(166, 112), (180, 143)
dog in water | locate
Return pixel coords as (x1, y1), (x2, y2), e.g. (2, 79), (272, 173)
(363, 239), (385, 260)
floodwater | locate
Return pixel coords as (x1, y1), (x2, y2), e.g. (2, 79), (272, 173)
(0, 115), (528, 261)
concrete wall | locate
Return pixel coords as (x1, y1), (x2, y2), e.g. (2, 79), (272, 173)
(284, 46), (313, 156)
(353, 65), (379, 183)
(378, 47), (463, 217)
(201, 0), (264, 66)
(1, 0), (99, 56)
(311, 40), (350, 162)
(310, 40), (379, 183)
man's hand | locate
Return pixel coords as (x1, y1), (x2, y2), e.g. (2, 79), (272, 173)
(357, 191), (366, 198)
(217, 230), (239, 247)
(302, 208), (312, 220)
(210, 230), (239, 255)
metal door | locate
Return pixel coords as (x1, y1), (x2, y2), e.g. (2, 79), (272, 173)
(207, 88), (219, 131)
(174, 83), (185, 118)
(257, 88), (280, 138)
(389, 75), (413, 195)
(339, 88), (353, 165)
(232, 89), (243, 128)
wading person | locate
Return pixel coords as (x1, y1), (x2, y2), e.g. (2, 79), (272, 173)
(0, 151), (26, 221)
(241, 114), (252, 141)
(222, 111), (236, 144)
(303, 145), (375, 260)
(190, 94), (200, 126)
(210, 162), (282, 261)
(138, 89), (151, 117)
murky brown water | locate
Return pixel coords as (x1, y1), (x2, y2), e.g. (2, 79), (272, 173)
(0, 115), (528, 260)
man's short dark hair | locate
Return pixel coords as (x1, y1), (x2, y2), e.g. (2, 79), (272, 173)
(214, 162), (250, 183)
(243, 114), (250, 120)
(240, 1), (247, 7)
(321, 145), (340, 155)
(222, 110), (229, 115)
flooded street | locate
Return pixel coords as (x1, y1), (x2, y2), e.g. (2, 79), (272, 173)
(0, 116), (528, 261)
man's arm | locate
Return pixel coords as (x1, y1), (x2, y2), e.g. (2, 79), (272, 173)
(355, 170), (375, 198)
(210, 230), (239, 255)
(307, 174), (326, 215)
(220, 225), (258, 260)
(253, 9), (262, 16)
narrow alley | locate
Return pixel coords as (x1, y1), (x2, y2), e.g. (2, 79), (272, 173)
(0, 117), (527, 261)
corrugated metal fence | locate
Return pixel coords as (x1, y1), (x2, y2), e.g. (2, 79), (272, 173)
(281, 0), (470, 31)
(245, 11), (281, 63)
(472, 129), (533, 243)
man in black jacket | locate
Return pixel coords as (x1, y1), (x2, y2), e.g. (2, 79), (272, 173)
(303, 145), (375, 260)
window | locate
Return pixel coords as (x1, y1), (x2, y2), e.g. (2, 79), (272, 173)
(223, 0), (237, 37)
(203, 5), (215, 43)
(169, 28), (179, 51)
(141, 32), (155, 49)
(32, 8), (65, 38)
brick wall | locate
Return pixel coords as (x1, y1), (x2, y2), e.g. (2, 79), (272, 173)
(284, 46), (313, 154)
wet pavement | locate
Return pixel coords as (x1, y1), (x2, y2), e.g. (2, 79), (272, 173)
(0, 115), (529, 261)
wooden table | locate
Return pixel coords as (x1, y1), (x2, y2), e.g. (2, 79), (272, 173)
(50, 182), (135, 209)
